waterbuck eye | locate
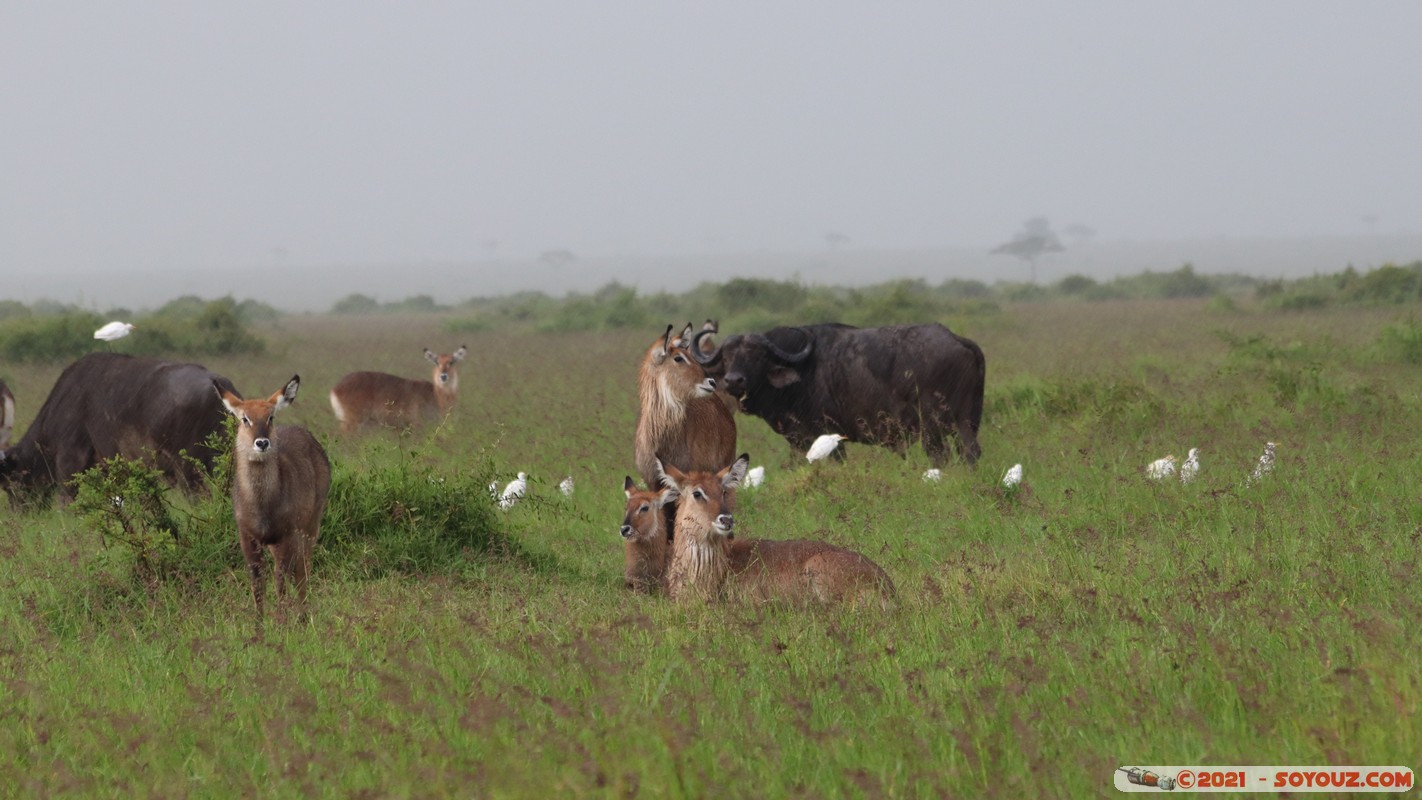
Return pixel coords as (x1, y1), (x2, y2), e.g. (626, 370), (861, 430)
(692, 489), (705, 500)
(673, 355), (687, 364)
(241, 415), (251, 425)
(638, 504), (650, 514)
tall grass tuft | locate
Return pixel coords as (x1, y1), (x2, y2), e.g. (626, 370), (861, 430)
(318, 442), (536, 578)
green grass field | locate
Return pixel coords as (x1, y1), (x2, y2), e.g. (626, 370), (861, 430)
(1, 299), (1419, 797)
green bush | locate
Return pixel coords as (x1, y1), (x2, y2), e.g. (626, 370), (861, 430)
(1375, 318), (1422, 364)
(332, 293), (381, 314)
(126, 297), (265, 358)
(319, 447), (524, 578)
(0, 311), (103, 362)
(716, 278), (808, 312)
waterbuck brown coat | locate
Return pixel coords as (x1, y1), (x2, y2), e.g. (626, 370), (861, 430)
(620, 476), (674, 593)
(650, 456), (896, 608)
(220, 376), (332, 624)
(633, 325), (737, 493)
(330, 346), (467, 433)
(0, 353), (235, 506)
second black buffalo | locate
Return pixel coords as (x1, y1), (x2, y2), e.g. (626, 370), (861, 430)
(693, 323), (984, 467)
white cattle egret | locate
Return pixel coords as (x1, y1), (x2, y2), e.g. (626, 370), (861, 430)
(806, 433), (846, 463)
(1249, 442), (1277, 484)
(558, 475), (575, 497)
(1179, 448), (1200, 484)
(1002, 463), (1023, 489)
(1146, 455), (1176, 481)
(94, 321), (136, 341)
(499, 473), (527, 509)
(745, 465), (766, 488)
(922, 468), (942, 483)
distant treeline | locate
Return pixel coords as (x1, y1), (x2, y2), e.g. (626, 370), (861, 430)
(2, 263), (1419, 362)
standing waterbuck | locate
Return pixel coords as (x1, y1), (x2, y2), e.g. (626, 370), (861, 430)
(218, 376), (331, 623)
(653, 455), (896, 608)
(330, 346), (468, 433)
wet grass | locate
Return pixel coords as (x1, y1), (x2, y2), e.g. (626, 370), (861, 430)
(1, 300), (1419, 797)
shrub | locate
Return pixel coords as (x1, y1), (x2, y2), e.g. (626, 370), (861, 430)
(126, 297), (265, 358)
(1375, 318), (1422, 364)
(0, 311), (103, 362)
(717, 278), (808, 312)
(332, 293), (381, 314)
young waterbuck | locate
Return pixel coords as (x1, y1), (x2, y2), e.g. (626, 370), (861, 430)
(218, 376), (331, 624)
(330, 346), (468, 433)
(620, 476), (676, 593)
(651, 454), (897, 608)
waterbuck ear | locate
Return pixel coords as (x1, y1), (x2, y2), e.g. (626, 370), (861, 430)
(658, 486), (680, 506)
(767, 366), (801, 389)
(623, 476), (636, 497)
(218, 394), (243, 417)
(424, 348), (439, 364)
(452, 346), (468, 362)
(722, 453), (750, 489)
(272, 375), (300, 411)
(654, 454), (685, 490)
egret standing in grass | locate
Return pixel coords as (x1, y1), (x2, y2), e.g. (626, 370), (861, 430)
(922, 468), (942, 483)
(1249, 442), (1277, 484)
(1179, 448), (1200, 484)
(1002, 463), (1023, 489)
(1146, 455), (1176, 481)
(499, 472), (528, 510)
(806, 433), (846, 463)
(93, 321), (135, 342)
(558, 475), (574, 498)
(745, 465), (766, 488)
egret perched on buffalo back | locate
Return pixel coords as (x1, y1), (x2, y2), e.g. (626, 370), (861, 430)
(1146, 455), (1176, 481)
(745, 465), (766, 488)
(806, 433), (846, 463)
(1179, 448), (1200, 484)
(94, 321), (135, 341)
(1002, 463), (1023, 489)
(499, 472), (528, 510)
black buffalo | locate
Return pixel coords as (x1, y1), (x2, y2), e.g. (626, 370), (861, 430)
(0, 353), (238, 505)
(692, 323), (984, 467)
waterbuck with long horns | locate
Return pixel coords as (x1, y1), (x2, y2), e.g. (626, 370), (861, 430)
(633, 324), (737, 500)
(218, 376), (331, 624)
(648, 455), (897, 608)
(330, 346), (468, 433)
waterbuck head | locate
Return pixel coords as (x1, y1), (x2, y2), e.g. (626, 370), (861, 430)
(640, 324), (718, 410)
(655, 452), (749, 542)
(621, 475), (678, 592)
(216, 376), (301, 462)
(425, 346), (468, 391)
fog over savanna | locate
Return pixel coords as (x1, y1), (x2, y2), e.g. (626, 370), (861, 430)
(3, 2), (1420, 311)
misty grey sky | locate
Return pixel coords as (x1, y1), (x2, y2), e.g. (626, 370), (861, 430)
(4, 2), (1421, 294)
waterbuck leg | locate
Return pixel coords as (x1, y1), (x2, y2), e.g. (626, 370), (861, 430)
(241, 535), (267, 624)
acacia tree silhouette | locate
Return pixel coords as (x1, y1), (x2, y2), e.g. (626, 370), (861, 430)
(991, 217), (1064, 283)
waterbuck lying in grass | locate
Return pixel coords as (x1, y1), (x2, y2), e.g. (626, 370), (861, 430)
(218, 375), (331, 625)
(622, 457), (897, 608)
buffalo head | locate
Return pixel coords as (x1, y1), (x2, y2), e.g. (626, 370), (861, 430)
(692, 327), (814, 409)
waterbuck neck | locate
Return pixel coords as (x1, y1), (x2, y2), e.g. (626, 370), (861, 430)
(638, 365), (689, 445)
